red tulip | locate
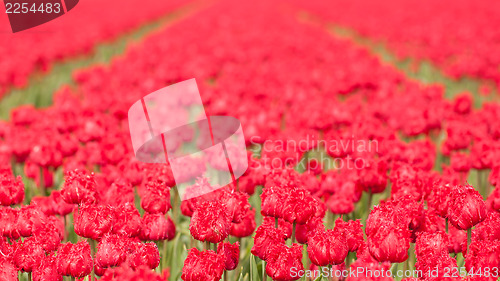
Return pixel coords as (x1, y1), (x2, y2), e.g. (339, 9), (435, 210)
(465, 240), (500, 274)
(473, 211), (500, 242)
(447, 184), (487, 230)
(74, 204), (114, 240)
(368, 224), (411, 263)
(217, 242), (240, 271)
(334, 218), (364, 252)
(17, 205), (46, 237)
(99, 178), (135, 207)
(61, 169), (97, 204)
(101, 264), (165, 281)
(189, 201), (231, 243)
(224, 191), (250, 223)
(230, 208), (256, 238)
(127, 241), (160, 269)
(13, 236), (45, 272)
(140, 213), (175, 241)
(0, 256), (17, 281)
(33, 254), (62, 281)
(56, 241), (93, 278)
(0, 207), (20, 239)
(251, 223), (287, 260)
(282, 187), (317, 224)
(0, 170), (24, 206)
(181, 248), (224, 281)
(140, 180), (171, 214)
(307, 228), (348, 266)
(295, 216), (324, 244)
(261, 186), (288, 218)
(111, 203), (141, 237)
(356, 159), (388, 194)
(95, 234), (129, 268)
(266, 243), (303, 281)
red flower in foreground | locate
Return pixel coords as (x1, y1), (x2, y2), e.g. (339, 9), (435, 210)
(0, 170), (24, 206)
(0, 256), (17, 281)
(33, 254), (62, 281)
(307, 228), (348, 266)
(230, 208), (256, 238)
(13, 236), (45, 272)
(140, 213), (176, 241)
(189, 201), (231, 243)
(266, 243), (303, 281)
(101, 264), (165, 281)
(61, 169), (97, 204)
(181, 248), (225, 281)
(218, 242), (240, 271)
(127, 242), (160, 270)
(56, 241), (93, 278)
(95, 234), (129, 268)
(251, 224), (287, 260)
(334, 218), (364, 252)
(140, 180), (171, 214)
(368, 224), (411, 263)
(447, 184), (487, 230)
(111, 203), (141, 237)
(74, 204), (114, 240)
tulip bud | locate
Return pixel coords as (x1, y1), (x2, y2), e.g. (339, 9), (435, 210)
(230, 208), (256, 238)
(217, 242), (240, 271)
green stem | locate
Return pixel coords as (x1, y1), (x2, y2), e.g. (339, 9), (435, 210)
(172, 185), (180, 224)
(467, 228), (472, 257)
(162, 240), (168, 269)
(263, 260), (267, 281)
(88, 239), (97, 281)
(39, 166), (46, 196)
(367, 191), (373, 211)
(28, 272), (32, 281)
(275, 217), (278, 228)
(205, 241), (210, 251)
(291, 222), (296, 244)
(445, 218), (449, 233)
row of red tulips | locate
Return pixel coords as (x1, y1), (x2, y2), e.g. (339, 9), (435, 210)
(290, 0), (500, 88)
(0, 0), (195, 97)
(1, 0), (500, 280)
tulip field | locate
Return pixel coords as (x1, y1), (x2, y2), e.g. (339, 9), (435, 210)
(1, 0), (500, 280)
